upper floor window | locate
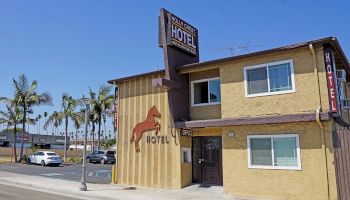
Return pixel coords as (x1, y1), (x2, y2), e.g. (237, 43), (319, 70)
(191, 78), (221, 106)
(244, 60), (295, 97)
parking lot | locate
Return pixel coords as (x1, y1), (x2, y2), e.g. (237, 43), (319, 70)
(0, 162), (113, 184)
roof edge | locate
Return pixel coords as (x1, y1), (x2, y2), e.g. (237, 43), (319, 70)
(108, 69), (165, 84)
(177, 37), (336, 71)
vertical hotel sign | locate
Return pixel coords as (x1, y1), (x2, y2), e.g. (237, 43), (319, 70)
(166, 11), (199, 56)
(324, 47), (339, 113)
(114, 86), (119, 131)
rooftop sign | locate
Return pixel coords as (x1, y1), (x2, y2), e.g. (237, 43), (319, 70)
(167, 12), (198, 56)
(159, 9), (199, 56)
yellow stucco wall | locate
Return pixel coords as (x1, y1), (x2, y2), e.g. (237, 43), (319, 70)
(116, 73), (183, 189)
(222, 121), (337, 200)
(189, 69), (221, 120)
(180, 135), (192, 187)
(218, 47), (330, 118)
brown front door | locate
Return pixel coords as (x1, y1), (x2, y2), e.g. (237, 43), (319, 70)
(192, 136), (223, 185)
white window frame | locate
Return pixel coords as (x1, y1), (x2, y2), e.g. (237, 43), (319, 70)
(247, 134), (301, 170)
(181, 148), (192, 163)
(191, 77), (221, 107)
(244, 59), (296, 98)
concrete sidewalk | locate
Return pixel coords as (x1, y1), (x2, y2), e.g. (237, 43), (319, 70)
(0, 171), (257, 200)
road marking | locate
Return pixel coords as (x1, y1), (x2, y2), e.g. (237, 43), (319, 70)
(41, 173), (63, 177)
(95, 170), (110, 173)
(0, 165), (19, 169)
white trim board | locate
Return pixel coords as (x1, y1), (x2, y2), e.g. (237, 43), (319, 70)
(191, 77), (221, 107)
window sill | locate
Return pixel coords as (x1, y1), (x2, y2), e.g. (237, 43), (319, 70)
(246, 89), (296, 98)
(248, 165), (301, 171)
(191, 102), (221, 107)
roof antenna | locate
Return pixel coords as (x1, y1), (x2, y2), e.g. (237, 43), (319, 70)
(215, 41), (264, 56)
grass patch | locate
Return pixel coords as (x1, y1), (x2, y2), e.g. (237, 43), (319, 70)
(67, 157), (83, 163)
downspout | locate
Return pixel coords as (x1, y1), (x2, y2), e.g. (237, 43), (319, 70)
(114, 82), (120, 184)
(309, 44), (330, 200)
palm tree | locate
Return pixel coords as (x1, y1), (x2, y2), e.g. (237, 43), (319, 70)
(44, 94), (77, 162)
(37, 114), (42, 134)
(61, 94), (78, 161)
(89, 113), (97, 152)
(44, 111), (62, 136)
(0, 104), (21, 162)
(72, 112), (83, 150)
(89, 85), (114, 150)
(43, 112), (48, 135)
(6, 74), (52, 161)
(103, 113), (107, 141)
(35, 117), (38, 133)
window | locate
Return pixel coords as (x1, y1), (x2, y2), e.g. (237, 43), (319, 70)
(247, 134), (301, 170)
(107, 151), (115, 156)
(244, 60), (295, 97)
(182, 148), (192, 163)
(191, 78), (221, 106)
(35, 152), (45, 156)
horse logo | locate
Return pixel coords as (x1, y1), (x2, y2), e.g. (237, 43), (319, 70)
(130, 106), (161, 152)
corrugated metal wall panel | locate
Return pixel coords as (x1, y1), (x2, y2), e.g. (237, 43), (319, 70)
(334, 127), (350, 200)
(116, 74), (181, 189)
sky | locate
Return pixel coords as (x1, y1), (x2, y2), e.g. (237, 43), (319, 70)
(0, 0), (349, 135)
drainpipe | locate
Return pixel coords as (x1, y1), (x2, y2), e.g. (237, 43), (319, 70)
(309, 44), (330, 200)
(113, 82), (119, 184)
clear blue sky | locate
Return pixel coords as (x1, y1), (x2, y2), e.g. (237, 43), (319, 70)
(0, 0), (349, 134)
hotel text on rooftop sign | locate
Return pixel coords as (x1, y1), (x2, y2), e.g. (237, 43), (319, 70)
(166, 12), (198, 56)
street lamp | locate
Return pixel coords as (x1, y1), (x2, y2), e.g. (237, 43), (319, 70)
(80, 96), (91, 191)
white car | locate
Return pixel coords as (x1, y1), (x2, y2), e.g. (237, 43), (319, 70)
(27, 151), (62, 167)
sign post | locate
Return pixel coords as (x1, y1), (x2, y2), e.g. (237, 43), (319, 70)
(158, 8), (199, 124)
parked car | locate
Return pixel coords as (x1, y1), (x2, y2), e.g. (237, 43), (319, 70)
(86, 150), (116, 164)
(27, 151), (62, 167)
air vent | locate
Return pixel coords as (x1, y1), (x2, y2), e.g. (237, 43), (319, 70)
(337, 69), (346, 82)
(341, 99), (350, 109)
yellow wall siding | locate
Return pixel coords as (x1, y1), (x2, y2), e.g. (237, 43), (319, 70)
(116, 74), (182, 189)
(219, 47), (330, 118)
(189, 69), (221, 120)
(192, 127), (222, 137)
(190, 105), (221, 120)
(180, 135), (192, 187)
(190, 68), (220, 80)
(221, 121), (337, 200)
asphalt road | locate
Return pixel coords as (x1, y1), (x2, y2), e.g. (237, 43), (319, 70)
(0, 183), (82, 200)
(0, 162), (113, 184)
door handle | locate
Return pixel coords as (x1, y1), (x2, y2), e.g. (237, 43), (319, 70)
(199, 159), (204, 164)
